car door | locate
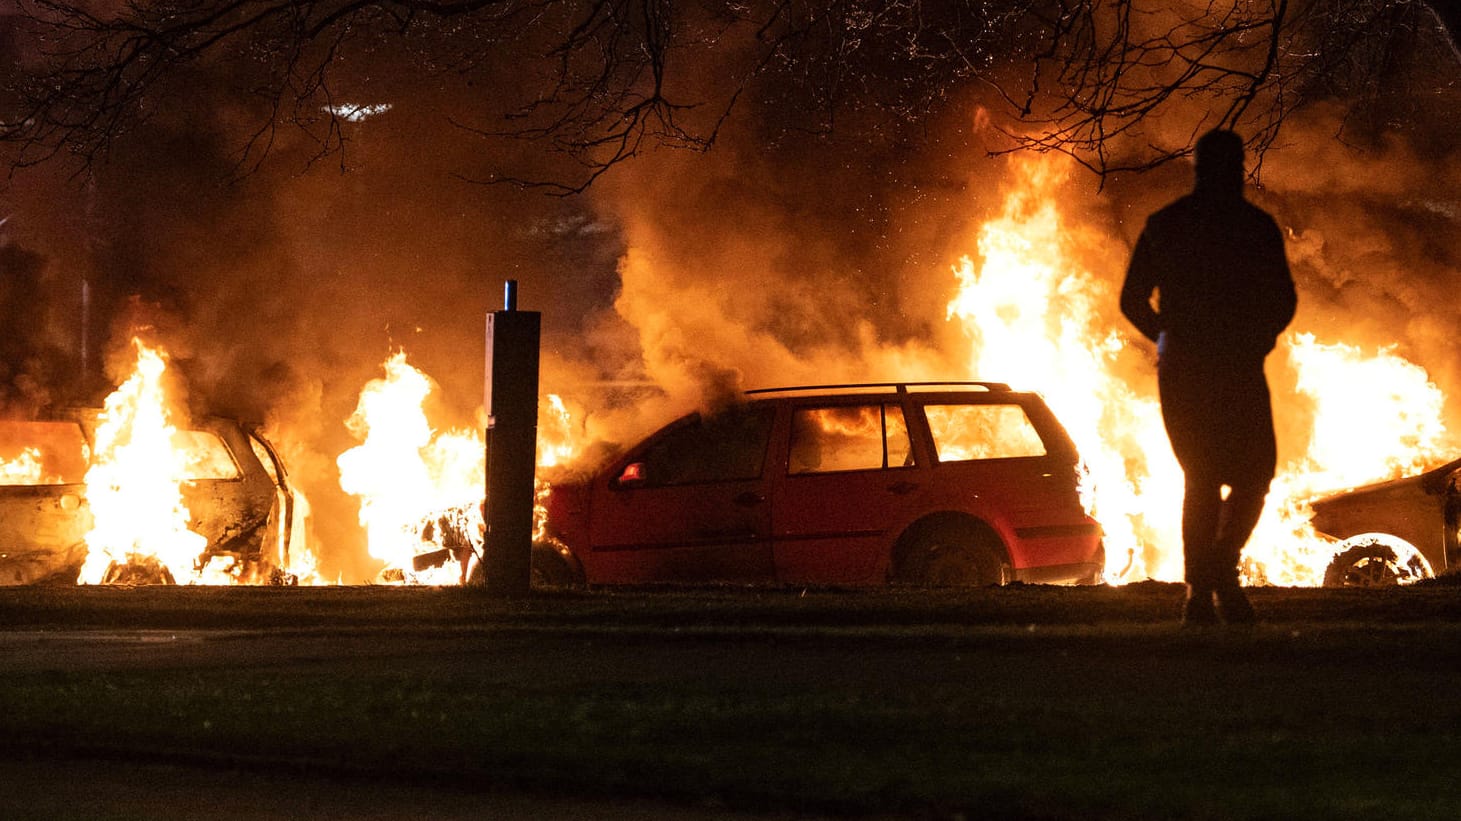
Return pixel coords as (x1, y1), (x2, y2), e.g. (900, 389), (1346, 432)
(179, 420), (279, 563)
(771, 400), (921, 584)
(584, 404), (777, 583)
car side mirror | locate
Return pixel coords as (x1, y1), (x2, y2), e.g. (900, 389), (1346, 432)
(615, 461), (647, 488)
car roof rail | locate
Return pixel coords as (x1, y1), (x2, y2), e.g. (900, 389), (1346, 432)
(744, 381), (1011, 396)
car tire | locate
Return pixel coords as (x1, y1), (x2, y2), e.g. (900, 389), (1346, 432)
(101, 556), (176, 585)
(897, 526), (1005, 587)
(531, 542), (582, 587)
(1322, 534), (1433, 588)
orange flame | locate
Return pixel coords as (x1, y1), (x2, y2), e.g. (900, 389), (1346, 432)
(1246, 334), (1454, 585)
(948, 158), (1182, 581)
(1, 447), (57, 485)
(77, 339), (209, 585)
(335, 351), (586, 583)
(336, 351), (486, 584)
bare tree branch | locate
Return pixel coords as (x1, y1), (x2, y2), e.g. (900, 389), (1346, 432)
(3, 0), (1457, 189)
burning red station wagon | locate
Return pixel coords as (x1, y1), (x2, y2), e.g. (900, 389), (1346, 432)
(531, 382), (1105, 587)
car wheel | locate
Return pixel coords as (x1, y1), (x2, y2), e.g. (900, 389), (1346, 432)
(531, 542), (582, 587)
(897, 527), (1005, 586)
(1322, 534), (1433, 588)
(101, 556), (176, 585)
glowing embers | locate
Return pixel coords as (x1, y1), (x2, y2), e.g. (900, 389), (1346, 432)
(77, 339), (209, 585)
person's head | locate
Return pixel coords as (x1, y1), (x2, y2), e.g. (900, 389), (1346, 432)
(1194, 129), (1245, 197)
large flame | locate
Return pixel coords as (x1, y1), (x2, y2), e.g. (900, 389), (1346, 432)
(947, 156), (1456, 584)
(947, 158), (1183, 580)
(336, 351), (486, 584)
(1246, 335), (1453, 585)
(335, 351), (585, 584)
(77, 339), (209, 585)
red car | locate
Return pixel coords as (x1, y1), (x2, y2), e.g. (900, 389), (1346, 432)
(532, 383), (1104, 587)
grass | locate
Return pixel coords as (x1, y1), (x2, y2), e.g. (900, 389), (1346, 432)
(2, 582), (1460, 818)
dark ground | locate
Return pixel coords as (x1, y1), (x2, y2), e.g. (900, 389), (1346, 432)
(2, 581), (1460, 820)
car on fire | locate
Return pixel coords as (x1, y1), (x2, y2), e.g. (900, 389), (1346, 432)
(527, 382), (1105, 587)
(0, 407), (295, 585)
(1309, 457), (1461, 586)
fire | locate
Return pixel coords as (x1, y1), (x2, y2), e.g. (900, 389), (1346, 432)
(77, 339), (209, 585)
(337, 351), (486, 584)
(948, 156), (1457, 584)
(335, 351), (585, 583)
(538, 394), (576, 468)
(1245, 335), (1453, 585)
(948, 158), (1182, 581)
(1, 447), (57, 485)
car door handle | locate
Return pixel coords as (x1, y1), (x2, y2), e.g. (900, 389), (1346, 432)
(733, 491), (766, 507)
(887, 481), (919, 496)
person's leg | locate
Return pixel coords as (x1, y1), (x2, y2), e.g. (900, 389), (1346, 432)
(1209, 368), (1277, 624)
(1181, 472), (1223, 625)
(1160, 350), (1228, 625)
(1210, 478), (1269, 623)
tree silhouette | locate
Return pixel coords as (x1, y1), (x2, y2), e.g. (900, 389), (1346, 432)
(2, 0), (1457, 189)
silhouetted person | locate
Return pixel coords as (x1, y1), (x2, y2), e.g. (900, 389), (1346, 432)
(1120, 129), (1296, 625)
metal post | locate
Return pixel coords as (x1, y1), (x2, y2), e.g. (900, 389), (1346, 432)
(482, 280), (540, 596)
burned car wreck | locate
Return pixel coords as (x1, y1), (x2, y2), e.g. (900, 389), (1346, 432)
(1309, 457), (1461, 586)
(0, 407), (295, 585)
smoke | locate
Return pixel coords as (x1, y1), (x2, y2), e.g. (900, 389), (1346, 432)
(1258, 103), (1461, 437)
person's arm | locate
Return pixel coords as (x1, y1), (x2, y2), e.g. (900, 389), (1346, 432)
(1264, 218), (1297, 339)
(1120, 228), (1164, 343)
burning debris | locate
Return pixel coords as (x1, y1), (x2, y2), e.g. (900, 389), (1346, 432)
(335, 351), (486, 585)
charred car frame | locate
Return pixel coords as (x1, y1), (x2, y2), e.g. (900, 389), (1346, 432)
(1309, 458), (1461, 586)
(0, 407), (295, 585)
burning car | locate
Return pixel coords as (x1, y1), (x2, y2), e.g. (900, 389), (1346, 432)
(1309, 457), (1461, 587)
(0, 407), (295, 585)
(530, 382), (1105, 587)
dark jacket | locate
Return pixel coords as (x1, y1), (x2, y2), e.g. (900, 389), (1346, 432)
(1120, 192), (1296, 361)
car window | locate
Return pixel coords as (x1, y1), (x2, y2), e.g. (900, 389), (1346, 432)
(248, 434), (281, 484)
(0, 421), (89, 486)
(637, 405), (774, 486)
(173, 430), (242, 480)
(923, 403), (1047, 462)
(789, 404), (912, 474)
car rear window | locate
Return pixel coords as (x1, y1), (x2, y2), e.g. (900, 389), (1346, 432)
(789, 404), (911, 474)
(0, 421), (89, 486)
(922, 403), (1047, 462)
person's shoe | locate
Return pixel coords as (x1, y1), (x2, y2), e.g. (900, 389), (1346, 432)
(1182, 587), (1219, 627)
(1215, 584), (1256, 625)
